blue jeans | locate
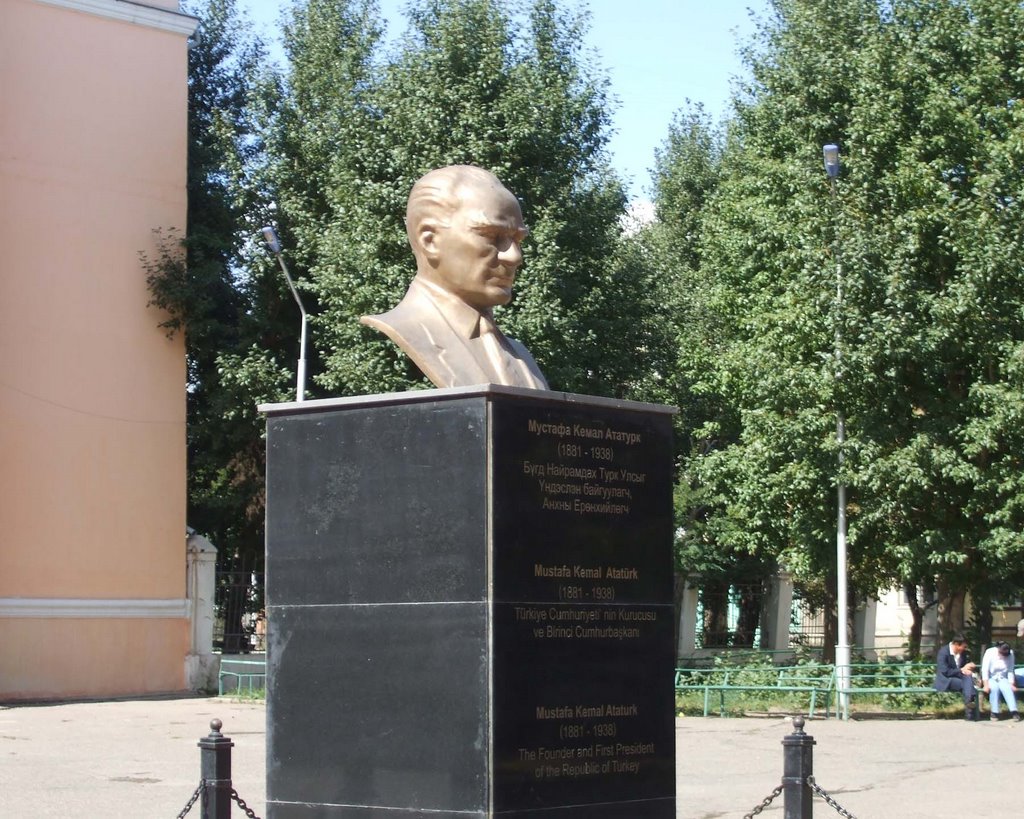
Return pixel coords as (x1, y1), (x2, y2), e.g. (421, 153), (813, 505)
(987, 677), (1018, 714)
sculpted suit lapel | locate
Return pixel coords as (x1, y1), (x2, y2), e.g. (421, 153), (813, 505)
(361, 279), (548, 390)
(413, 288), (495, 387)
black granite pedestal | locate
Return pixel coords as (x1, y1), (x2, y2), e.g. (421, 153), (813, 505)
(262, 386), (677, 818)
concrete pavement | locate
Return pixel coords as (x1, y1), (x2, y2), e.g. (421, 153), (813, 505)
(1, 696), (1017, 817)
(0, 696), (266, 819)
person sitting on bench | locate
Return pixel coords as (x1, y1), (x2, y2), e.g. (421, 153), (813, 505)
(934, 634), (978, 720)
(981, 641), (1021, 722)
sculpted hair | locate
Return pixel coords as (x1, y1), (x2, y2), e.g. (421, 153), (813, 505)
(405, 165), (503, 249)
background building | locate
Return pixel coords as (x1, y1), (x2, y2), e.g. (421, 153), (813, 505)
(0, 0), (196, 699)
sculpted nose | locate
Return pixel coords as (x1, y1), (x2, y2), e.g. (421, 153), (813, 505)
(499, 239), (523, 268)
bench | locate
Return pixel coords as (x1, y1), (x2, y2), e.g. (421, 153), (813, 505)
(674, 665), (835, 718)
(218, 658), (267, 695)
(834, 662), (966, 719)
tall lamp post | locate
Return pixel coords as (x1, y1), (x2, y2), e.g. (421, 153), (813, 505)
(823, 143), (850, 713)
(262, 226), (308, 402)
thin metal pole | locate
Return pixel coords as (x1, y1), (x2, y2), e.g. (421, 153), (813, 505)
(274, 251), (307, 403)
(831, 176), (851, 718)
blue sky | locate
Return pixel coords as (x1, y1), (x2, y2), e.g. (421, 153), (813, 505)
(236, 0), (771, 200)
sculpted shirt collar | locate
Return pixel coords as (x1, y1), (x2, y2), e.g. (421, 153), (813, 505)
(412, 275), (495, 339)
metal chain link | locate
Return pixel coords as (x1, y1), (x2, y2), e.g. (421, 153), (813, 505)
(174, 781), (205, 819)
(808, 775), (858, 818)
(743, 784), (784, 818)
(231, 787), (262, 819)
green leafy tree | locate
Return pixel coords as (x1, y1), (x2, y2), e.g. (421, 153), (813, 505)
(150, 0), (662, 605)
(660, 0), (1024, 654)
(838, 0), (1024, 643)
(143, 0), (299, 648)
(294, 0), (652, 398)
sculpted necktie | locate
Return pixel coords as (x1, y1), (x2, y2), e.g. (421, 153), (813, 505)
(479, 315), (517, 386)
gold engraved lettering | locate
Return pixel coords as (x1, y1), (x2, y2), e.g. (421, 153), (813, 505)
(538, 746), (576, 760)
(572, 498), (629, 515)
(574, 624), (640, 639)
(604, 429), (642, 445)
(616, 741), (655, 756)
(534, 563), (571, 578)
(528, 420), (572, 437)
(536, 705), (574, 719)
(618, 609), (656, 622)
(545, 463), (598, 479)
(514, 606), (547, 622)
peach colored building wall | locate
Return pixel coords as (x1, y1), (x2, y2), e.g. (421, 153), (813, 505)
(0, 0), (196, 699)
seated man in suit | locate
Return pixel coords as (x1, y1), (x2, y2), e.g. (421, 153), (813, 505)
(361, 165), (549, 390)
(934, 633), (978, 720)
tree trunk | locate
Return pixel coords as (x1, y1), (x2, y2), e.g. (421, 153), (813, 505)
(972, 589), (993, 648)
(672, 573), (686, 657)
(734, 584), (762, 648)
(937, 579), (966, 640)
(702, 579), (728, 648)
(904, 582), (923, 658)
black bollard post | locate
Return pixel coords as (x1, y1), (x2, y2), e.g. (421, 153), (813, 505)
(781, 715), (815, 819)
(199, 718), (234, 819)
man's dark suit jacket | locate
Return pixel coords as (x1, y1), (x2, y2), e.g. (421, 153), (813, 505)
(934, 643), (972, 691)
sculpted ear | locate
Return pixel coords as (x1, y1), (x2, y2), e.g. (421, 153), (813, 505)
(417, 220), (442, 263)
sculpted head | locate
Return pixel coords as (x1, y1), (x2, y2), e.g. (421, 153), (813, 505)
(406, 165), (529, 311)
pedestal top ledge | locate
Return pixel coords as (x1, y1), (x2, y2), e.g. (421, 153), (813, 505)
(259, 384), (678, 418)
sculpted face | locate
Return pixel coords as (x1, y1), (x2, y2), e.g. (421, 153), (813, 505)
(417, 173), (528, 311)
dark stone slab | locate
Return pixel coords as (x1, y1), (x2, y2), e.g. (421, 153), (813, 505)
(267, 602), (489, 812)
(267, 800), (675, 818)
(487, 397), (675, 816)
(263, 386), (676, 819)
(265, 399), (488, 606)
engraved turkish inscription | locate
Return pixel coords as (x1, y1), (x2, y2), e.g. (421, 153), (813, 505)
(514, 604), (655, 640)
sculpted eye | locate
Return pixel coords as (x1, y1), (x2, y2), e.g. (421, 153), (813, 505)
(473, 223), (526, 251)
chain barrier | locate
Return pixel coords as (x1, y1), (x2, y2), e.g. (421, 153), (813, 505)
(808, 775), (859, 818)
(231, 787), (262, 819)
(743, 784), (783, 818)
(173, 779), (262, 819)
(174, 781), (205, 818)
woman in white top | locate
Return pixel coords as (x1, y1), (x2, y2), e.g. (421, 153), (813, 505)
(981, 641), (1021, 721)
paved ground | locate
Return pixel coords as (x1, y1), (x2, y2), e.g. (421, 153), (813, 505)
(1, 696), (1018, 818)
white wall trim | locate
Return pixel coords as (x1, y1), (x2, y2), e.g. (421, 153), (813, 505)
(34, 0), (200, 37)
(0, 597), (190, 619)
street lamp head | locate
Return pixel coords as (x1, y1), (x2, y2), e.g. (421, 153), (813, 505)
(261, 225), (282, 254)
(823, 143), (841, 179)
